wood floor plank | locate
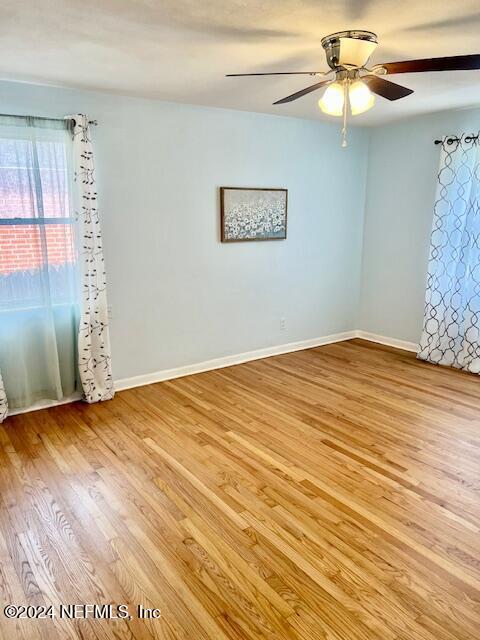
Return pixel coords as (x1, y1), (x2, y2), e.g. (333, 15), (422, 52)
(0, 339), (479, 639)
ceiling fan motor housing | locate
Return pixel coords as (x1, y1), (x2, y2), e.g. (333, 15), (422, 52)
(321, 30), (378, 70)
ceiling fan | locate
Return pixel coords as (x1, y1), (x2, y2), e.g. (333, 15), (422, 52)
(227, 30), (480, 146)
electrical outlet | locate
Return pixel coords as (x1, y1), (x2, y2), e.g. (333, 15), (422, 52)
(280, 317), (287, 330)
(107, 305), (113, 320)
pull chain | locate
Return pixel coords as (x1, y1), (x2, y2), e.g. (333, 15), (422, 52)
(341, 80), (349, 148)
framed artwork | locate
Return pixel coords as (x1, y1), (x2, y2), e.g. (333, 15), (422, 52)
(220, 187), (288, 242)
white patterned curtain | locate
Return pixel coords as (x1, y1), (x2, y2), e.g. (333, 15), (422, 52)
(0, 371), (7, 422)
(69, 114), (114, 402)
(418, 133), (480, 373)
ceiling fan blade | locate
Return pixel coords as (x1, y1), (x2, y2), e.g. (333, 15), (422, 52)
(362, 75), (413, 100)
(273, 80), (331, 104)
(377, 54), (480, 74)
(226, 71), (323, 77)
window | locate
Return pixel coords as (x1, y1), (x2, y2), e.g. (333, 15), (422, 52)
(0, 115), (79, 409)
(0, 117), (77, 309)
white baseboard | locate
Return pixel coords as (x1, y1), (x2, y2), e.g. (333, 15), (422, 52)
(354, 330), (418, 353)
(4, 329), (419, 418)
(115, 330), (357, 391)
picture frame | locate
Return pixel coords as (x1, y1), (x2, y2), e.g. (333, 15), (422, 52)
(220, 187), (288, 242)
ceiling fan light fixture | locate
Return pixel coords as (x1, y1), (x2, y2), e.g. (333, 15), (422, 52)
(321, 31), (378, 69)
(348, 80), (375, 115)
(337, 36), (378, 68)
(318, 79), (375, 117)
(318, 82), (344, 116)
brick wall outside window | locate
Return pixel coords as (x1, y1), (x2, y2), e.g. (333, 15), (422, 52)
(0, 190), (75, 276)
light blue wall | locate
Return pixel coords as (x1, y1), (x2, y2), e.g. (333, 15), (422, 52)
(6, 79), (470, 373)
(360, 107), (480, 344)
(0, 80), (369, 380)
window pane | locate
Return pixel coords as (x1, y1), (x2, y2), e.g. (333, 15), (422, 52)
(0, 139), (37, 218)
(37, 139), (70, 218)
(0, 137), (70, 219)
(0, 223), (77, 309)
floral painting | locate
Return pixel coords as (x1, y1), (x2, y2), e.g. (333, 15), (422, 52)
(220, 188), (287, 242)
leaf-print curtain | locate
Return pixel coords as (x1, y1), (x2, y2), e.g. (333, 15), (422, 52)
(418, 133), (480, 373)
(69, 114), (114, 402)
(0, 371), (7, 422)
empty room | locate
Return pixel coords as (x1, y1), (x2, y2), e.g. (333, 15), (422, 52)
(0, 1), (479, 639)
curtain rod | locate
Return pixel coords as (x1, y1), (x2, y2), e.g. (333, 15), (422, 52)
(0, 113), (98, 126)
(434, 133), (478, 145)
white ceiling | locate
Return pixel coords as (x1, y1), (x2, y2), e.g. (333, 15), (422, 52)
(1, 0), (480, 125)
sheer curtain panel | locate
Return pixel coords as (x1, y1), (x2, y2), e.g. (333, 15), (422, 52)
(418, 134), (480, 373)
(0, 115), (79, 417)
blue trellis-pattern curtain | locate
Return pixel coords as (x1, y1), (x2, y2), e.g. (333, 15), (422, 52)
(418, 134), (480, 373)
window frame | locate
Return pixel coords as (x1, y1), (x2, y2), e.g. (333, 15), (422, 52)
(0, 217), (74, 226)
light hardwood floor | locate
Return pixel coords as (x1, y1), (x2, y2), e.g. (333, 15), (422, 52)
(0, 339), (479, 640)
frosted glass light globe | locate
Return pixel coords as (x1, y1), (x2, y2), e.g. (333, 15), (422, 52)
(318, 82), (344, 117)
(348, 80), (375, 115)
